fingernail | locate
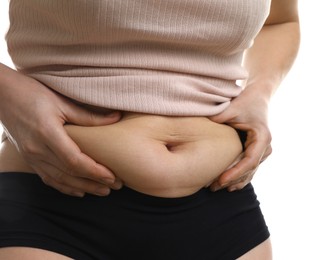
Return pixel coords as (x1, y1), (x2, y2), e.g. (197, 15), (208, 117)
(72, 191), (85, 197)
(112, 180), (123, 190)
(228, 187), (237, 192)
(96, 187), (110, 196)
(210, 184), (220, 192)
(212, 184), (228, 192)
(108, 111), (120, 117)
(102, 177), (115, 185)
(221, 182), (229, 188)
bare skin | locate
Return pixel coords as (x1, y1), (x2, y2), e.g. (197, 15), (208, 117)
(0, 112), (243, 197)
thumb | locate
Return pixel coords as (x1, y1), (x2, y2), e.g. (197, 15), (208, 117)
(63, 103), (121, 126)
(209, 110), (230, 124)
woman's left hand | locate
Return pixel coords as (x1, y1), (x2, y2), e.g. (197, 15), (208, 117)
(208, 85), (273, 192)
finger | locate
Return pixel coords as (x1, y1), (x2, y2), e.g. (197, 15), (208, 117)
(43, 123), (116, 184)
(109, 178), (124, 190)
(225, 127), (271, 180)
(218, 146), (263, 185)
(226, 170), (255, 192)
(34, 162), (112, 197)
(45, 153), (124, 191)
(33, 163), (85, 197)
(210, 169), (250, 191)
(209, 153), (246, 191)
(211, 134), (268, 192)
(62, 101), (121, 126)
(208, 110), (231, 124)
(24, 141), (123, 194)
(210, 167), (255, 192)
(39, 146), (123, 193)
(25, 119), (122, 189)
(260, 144), (272, 163)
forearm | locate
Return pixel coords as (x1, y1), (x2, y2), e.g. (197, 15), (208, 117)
(243, 20), (300, 100)
(0, 63), (15, 120)
(0, 63), (27, 121)
(0, 63), (19, 98)
(209, 18), (300, 191)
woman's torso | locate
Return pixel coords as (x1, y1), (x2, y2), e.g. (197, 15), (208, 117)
(2, 0), (271, 197)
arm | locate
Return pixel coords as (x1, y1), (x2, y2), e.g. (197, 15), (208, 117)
(210, 0), (300, 191)
(0, 63), (122, 196)
(243, 0), (300, 97)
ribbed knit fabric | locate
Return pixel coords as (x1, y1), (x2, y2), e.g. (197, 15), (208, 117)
(6, 0), (270, 116)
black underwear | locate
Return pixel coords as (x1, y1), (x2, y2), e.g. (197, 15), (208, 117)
(0, 172), (269, 260)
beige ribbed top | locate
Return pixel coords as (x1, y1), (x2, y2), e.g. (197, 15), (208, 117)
(6, 0), (270, 116)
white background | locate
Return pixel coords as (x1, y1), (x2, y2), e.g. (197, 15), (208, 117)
(1, 1), (329, 259)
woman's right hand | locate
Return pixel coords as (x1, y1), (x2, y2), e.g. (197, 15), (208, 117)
(0, 63), (123, 197)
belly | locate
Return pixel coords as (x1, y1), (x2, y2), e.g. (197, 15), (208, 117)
(0, 113), (242, 197)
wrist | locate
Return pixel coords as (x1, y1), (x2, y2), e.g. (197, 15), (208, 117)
(243, 78), (279, 102)
(0, 64), (27, 121)
(0, 63), (17, 84)
(0, 64), (20, 99)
